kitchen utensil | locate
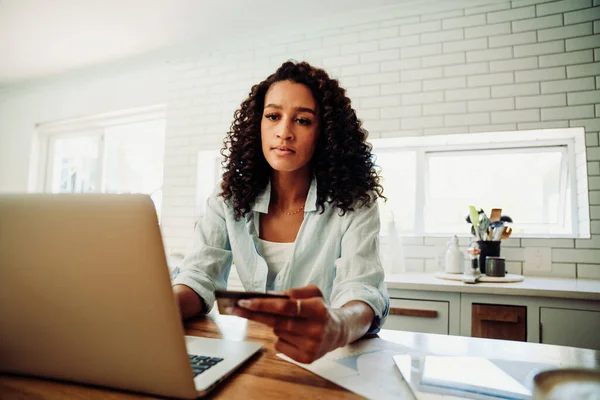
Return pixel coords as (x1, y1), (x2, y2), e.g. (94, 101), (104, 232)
(485, 257), (506, 277)
(501, 226), (513, 239)
(490, 208), (502, 223)
(468, 206), (480, 240)
(466, 208), (485, 223)
(492, 221), (505, 241)
(478, 213), (491, 241)
(468, 205), (479, 225)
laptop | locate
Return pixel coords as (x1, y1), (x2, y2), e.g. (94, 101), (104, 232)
(0, 193), (262, 399)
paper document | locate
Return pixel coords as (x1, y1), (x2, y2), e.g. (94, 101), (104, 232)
(277, 337), (427, 399)
(277, 337), (560, 400)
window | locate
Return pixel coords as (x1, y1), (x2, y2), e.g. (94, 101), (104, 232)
(195, 149), (226, 218)
(193, 128), (590, 239)
(375, 150), (417, 233)
(37, 106), (166, 220)
(372, 128), (589, 238)
(424, 147), (570, 236)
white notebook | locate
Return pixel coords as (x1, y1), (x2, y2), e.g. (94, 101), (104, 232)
(393, 355), (554, 400)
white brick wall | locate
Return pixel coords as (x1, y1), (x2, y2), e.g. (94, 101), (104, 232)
(567, 62), (600, 78)
(515, 66), (566, 82)
(539, 49), (594, 67)
(490, 56), (539, 72)
(489, 31), (537, 47)
(538, 22), (594, 42)
(162, 0), (600, 277)
(512, 15), (563, 32)
(466, 22), (512, 38)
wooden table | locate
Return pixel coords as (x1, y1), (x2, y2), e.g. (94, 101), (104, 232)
(0, 311), (362, 399)
(2, 310), (599, 399)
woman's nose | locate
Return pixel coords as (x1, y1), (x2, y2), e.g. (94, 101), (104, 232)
(276, 119), (293, 140)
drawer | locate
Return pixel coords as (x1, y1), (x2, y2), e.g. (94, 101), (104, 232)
(383, 298), (449, 335)
(472, 304), (526, 342)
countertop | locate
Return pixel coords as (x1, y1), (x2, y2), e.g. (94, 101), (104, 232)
(385, 273), (600, 301)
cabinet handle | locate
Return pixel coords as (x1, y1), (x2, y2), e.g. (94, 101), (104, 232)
(390, 307), (438, 318)
(477, 311), (518, 323)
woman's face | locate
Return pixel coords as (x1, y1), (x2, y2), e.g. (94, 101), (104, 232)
(261, 80), (319, 174)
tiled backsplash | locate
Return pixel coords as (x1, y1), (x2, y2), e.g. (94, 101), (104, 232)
(160, 0), (600, 279)
(378, 236), (598, 278)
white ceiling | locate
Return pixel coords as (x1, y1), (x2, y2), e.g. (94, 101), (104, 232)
(0, 0), (404, 87)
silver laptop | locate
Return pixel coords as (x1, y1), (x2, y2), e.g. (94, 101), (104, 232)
(0, 194), (262, 399)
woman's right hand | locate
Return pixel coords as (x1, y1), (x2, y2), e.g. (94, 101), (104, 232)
(173, 284), (205, 320)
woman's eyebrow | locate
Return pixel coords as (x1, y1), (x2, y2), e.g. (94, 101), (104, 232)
(264, 103), (316, 115)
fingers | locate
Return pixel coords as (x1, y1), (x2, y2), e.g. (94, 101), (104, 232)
(230, 307), (277, 327)
(293, 297), (329, 319)
(237, 298), (297, 317)
(232, 306), (323, 340)
(273, 318), (323, 340)
(276, 331), (321, 359)
(236, 296), (328, 321)
(283, 284), (323, 300)
(233, 285), (324, 318)
(274, 336), (316, 365)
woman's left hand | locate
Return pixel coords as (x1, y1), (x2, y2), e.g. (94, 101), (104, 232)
(231, 285), (349, 364)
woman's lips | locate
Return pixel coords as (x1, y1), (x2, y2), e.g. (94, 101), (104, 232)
(272, 146), (294, 156)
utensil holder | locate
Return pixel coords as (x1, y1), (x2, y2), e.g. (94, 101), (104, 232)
(477, 240), (501, 274)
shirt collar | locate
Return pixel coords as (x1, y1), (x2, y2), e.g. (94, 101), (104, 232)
(252, 176), (318, 214)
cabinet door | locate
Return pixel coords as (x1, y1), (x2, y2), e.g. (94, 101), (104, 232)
(540, 308), (600, 350)
(383, 298), (449, 334)
(472, 304), (527, 341)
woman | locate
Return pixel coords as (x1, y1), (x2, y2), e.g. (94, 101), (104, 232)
(172, 60), (389, 364)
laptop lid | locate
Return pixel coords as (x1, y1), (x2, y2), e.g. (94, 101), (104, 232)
(0, 194), (203, 398)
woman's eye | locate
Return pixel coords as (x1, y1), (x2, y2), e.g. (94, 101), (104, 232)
(296, 118), (312, 126)
(265, 113), (279, 121)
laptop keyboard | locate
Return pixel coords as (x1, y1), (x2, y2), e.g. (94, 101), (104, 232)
(188, 354), (224, 377)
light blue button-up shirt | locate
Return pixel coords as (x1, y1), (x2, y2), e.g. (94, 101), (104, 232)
(172, 177), (390, 332)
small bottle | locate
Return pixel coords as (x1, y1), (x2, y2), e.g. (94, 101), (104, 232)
(445, 235), (464, 274)
(467, 247), (480, 275)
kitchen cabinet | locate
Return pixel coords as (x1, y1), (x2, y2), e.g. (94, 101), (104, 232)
(471, 304), (526, 341)
(460, 293), (600, 349)
(540, 307), (600, 350)
(384, 298), (449, 334)
(385, 283), (599, 350)
(385, 290), (461, 335)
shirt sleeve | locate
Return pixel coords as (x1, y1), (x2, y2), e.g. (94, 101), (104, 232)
(330, 201), (390, 334)
(171, 190), (233, 314)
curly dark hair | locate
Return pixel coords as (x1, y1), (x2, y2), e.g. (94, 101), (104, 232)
(220, 60), (384, 219)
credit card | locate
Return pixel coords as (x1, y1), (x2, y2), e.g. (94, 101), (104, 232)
(214, 290), (289, 315)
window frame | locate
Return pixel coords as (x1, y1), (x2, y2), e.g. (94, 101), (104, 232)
(44, 129), (105, 193)
(35, 105), (166, 194)
(370, 128), (588, 239)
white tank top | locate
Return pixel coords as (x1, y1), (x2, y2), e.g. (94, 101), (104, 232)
(257, 238), (294, 288)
